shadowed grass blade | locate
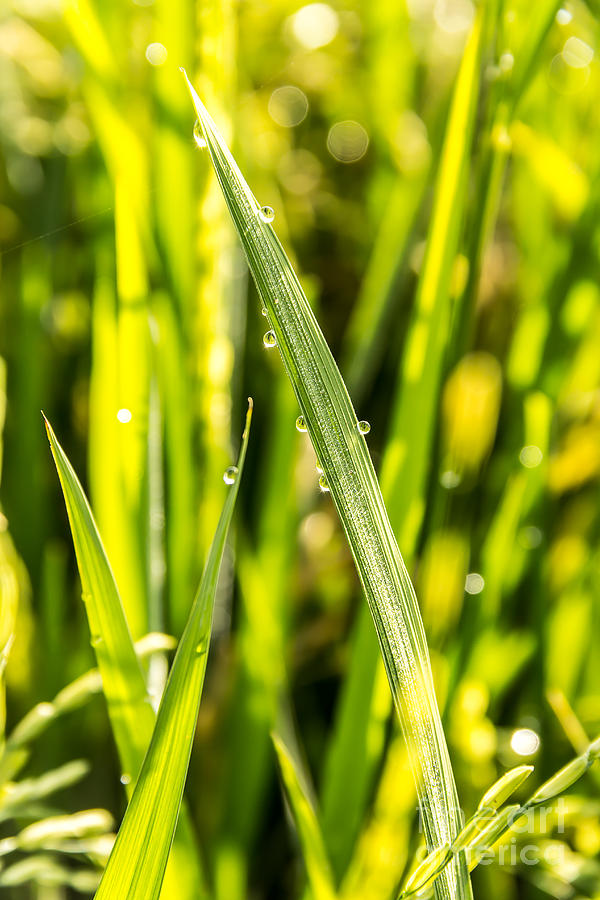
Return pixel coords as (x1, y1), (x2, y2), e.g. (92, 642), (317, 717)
(94, 401), (251, 900)
(184, 73), (472, 900)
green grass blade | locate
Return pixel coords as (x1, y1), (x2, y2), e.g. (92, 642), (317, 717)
(44, 417), (205, 899)
(381, 13), (483, 553)
(45, 416), (157, 779)
(272, 732), (337, 900)
(321, 603), (390, 881)
(94, 402), (251, 900)
(184, 74), (472, 900)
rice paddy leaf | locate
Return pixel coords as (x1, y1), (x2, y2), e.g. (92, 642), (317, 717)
(44, 418), (205, 899)
(45, 417), (160, 780)
(381, 11), (483, 553)
(184, 73), (472, 900)
(272, 732), (337, 900)
(94, 401), (251, 900)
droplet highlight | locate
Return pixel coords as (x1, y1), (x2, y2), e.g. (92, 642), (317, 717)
(120, 773), (132, 786)
(258, 205), (275, 223)
(223, 466), (239, 485)
(296, 415), (307, 432)
(357, 420), (371, 435)
(318, 474), (330, 492)
(263, 330), (277, 348)
(193, 120), (207, 149)
(261, 306), (268, 316)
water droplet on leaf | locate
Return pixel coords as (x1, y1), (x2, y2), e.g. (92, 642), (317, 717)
(296, 415), (307, 432)
(193, 120), (207, 149)
(357, 420), (371, 434)
(319, 474), (330, 492)
(263, 330), (277, 348)
(258, 205), (275, 223)
(117, 408), (132, 423)
(223, 466), (239, 485)
(120, 773), (132, 786)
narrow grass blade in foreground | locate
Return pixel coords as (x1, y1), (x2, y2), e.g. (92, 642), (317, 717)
(94, 402), (252, 900)
(45, 418), (205, 899)
(184, 74), (472, 900)
(272, 732), (337, 900)
(45, 416), (164, 781)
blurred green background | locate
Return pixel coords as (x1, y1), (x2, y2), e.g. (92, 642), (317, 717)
(1, 0), (600, 896)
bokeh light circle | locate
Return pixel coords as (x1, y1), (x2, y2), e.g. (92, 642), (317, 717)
(326, 120), (369, 163)
(268, 86), (309, 128)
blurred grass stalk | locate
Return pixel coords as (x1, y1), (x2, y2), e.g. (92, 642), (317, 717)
(67, 0), (239, 646)
(185, 63), (474, 898)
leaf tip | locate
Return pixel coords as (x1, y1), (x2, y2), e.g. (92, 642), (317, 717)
(41, 411), (53, 441)
(243, 397), (253, 438)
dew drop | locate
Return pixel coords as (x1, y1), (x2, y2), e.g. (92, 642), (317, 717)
(357, 420), (371, 435)
(318, 474), (330, 493)
(261, 306), (268, 316)
(195, 642), (207, 656)
(91, 634), (103, 648)
(120, 773), (132, 786)
(263, 330), (277, 348)
(296, 415), (307, 432)
(193, 120), (207, 149)
(258, 205), (275, 223)
(117, 408), (132, 423)
(510, 728), (540, 756)
(223, 465), (239, 485)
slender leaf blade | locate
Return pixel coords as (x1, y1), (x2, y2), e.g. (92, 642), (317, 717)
(44, 417), (205, 898)
(272, 732), (337, 900)
(94, 402), (252, 900)
(45, 415), (156, 779)
(184, 73), (472, 900)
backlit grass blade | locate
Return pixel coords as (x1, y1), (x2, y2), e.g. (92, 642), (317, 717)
(184, 73), (472, 900)
(94, 401), (251, 900)
(325, 24), (486, 863)
(45, 416), (158, 777)
(381, 12), (483, 553)
(272, 732), (337, 900)
(321, 602), (390, 880)
(44, 418), (205, 899)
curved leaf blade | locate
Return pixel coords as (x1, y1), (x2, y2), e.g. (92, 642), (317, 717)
(94, 402), (252, 900)
(183, 72), (472, 900)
